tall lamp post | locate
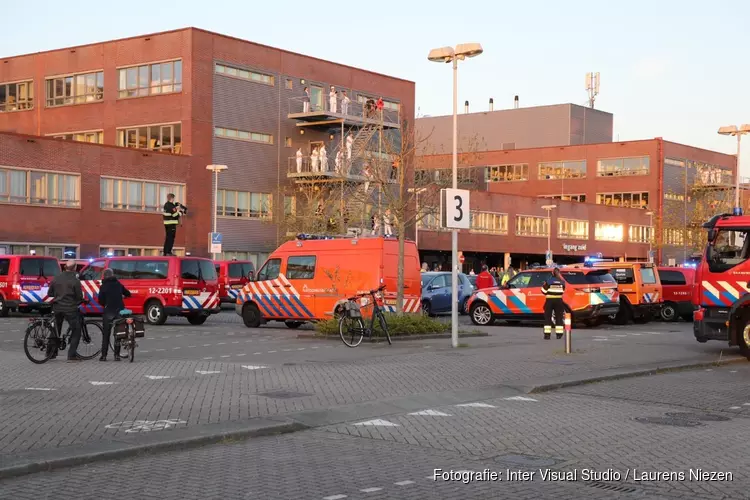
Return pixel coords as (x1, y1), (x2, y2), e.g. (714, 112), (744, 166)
(428, 43), (483, 348)
(541, 205), (556, 265)
(645, 211), (654, 263)
(206, 164), (228, 260)
(718, 124), (750, 213)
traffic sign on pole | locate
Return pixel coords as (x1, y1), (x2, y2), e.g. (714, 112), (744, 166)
(440, 189), (471, 229)
(209, 232), (222, 254)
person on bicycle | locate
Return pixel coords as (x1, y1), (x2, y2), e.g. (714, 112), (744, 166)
(97, 268), (131, 361)
(47, 260), (84, 362)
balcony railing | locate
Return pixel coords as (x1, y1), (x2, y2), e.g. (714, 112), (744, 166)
(287, 155), (397, 183)
(288, 96), (399, 127)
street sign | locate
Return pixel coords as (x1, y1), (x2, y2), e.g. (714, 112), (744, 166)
(440, 189), (470, 229)
(545, 250), (553, 266)
(209, 232), (222, 254)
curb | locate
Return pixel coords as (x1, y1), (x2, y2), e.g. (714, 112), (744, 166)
(296, 332), (488, 341)
(0, 418), (306, 481)
(516, 356), (747, 394)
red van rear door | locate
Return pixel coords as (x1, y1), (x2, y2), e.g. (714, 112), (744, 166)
(19, 258), (59, 305)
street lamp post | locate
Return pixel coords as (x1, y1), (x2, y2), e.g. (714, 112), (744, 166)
(428, 43), (483, 348)
(206, 164), (228, 260)
(718, 125), (750, 212)
(541, 205), (556, 265)
(645, 211), (654, 263)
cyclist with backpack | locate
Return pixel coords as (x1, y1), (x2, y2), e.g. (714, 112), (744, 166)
(97, 268), (131, 361)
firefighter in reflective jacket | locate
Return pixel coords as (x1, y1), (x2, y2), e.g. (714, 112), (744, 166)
(162, 193), (181, 256)
(541, 268), (566, 340)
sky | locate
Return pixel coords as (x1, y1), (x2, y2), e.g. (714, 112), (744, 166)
(3, 0), (749, 174)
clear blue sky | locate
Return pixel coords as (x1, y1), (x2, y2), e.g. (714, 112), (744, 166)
(3, 0), (749, 173)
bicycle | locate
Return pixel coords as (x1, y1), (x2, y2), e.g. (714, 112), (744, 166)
(24, 309), (103, 364)
(338, 284), (392, 347)
(109, 309), (142, 363)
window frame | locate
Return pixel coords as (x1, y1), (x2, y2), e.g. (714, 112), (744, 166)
(557, 218), (589, 240)
(595, 191), (649, 209)
(117, 59), (183, 99)
(485, 164), (529, 183)
(45, 70), (104, 107)
(214, 126), (273, 145)
(594, 221), (625, 242)
(658, 269), (687, 286)
(286, 256), (316, 280)
(515, 215), (550, 237)
(628, 225), (653, 244)
(99, 176), (186, 213)
(214, 63), (274, 86)
(596, 156), (650, 177)
(0, 79), (34, 112)
(0, 166), (80, 208)
(48, 129), (104, 144)
(470, 211), (509, 234)
(257, 258), (281, 281)
(538, 160), (587, 180)
(116, 122), (182, 153)
(216, 189), (272, 219)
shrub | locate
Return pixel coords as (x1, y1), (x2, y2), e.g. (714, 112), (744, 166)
(314, 313), (450, 337)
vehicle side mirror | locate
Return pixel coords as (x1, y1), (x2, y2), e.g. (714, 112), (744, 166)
(247, 272), (254, 281)
(707, 229), (717, 242)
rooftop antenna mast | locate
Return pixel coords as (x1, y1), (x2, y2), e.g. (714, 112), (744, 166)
(585, 72), (600, 108)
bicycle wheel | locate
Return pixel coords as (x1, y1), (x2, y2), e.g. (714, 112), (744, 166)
(377, 310), (392, 345)
(24, 321), (54, 364)
(76, 320), (103, 360)
(128, 327), (135, 363)
(339, 315), (364, 348)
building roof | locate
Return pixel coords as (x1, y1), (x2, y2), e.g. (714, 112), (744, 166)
(0, 27), (414, 85)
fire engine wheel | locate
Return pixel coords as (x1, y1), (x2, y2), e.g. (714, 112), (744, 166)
(145, 300), (167, 325)
(242, 303), (261, 328)
(0, 296), (8, 317)
(660, 303), (677, 322)
(285, 321), (303, 329)
(470, 302), (494, 326)
(740, 323), (750, 358)
(186, 314), (208, 326)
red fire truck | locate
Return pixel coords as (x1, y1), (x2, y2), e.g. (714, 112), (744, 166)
(693, 213), (750, 357)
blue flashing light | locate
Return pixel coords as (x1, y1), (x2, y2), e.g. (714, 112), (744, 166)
(734, 207), (743, 216)
(106, 252), (114, 257)
(88, 258), (94, 263)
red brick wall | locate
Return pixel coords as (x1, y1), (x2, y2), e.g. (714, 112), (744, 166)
(0, 133), (209, 257)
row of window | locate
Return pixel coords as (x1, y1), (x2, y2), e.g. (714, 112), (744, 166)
(216, 190), (273, 219)
(539, 192), (650, 209)
(48, 122), (182, 153)
(0, 168), (80, 207)
(483, 157), (651, 183)
(540, 194), (587, 203)
(118, 60), (182, 98)
(0, 243), (78, 258)
(100, 177), (186, 212)
(0, 81), (34, 112)
(214, 127), (273, 145)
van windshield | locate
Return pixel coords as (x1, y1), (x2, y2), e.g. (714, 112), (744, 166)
(707, 229), (750, 273)
(20, 258), (61, 278)
(560, 270), (615, 285)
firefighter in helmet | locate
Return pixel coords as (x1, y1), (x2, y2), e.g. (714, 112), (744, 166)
(541, 267), (566, 339)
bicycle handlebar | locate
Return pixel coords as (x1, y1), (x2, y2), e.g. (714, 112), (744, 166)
(346, 285), (387, 301)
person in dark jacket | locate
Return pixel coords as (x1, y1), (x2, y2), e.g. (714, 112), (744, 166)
(97, 268), (132, 361)
(541, 267), (566, 340)
(163, 193), (182, 256)
(47, 260), (84, 361)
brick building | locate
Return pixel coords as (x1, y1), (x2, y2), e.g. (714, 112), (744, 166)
(0, 131), (204, 258)
(0, 27), (415, 266)
(417, 137), (738, 268)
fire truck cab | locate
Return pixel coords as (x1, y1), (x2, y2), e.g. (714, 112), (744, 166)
(693, 213), (750, 356)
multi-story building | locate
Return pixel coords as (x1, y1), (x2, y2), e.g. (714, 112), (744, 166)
(0, 27), (414, 266)
(417, 137), (738, 267)
(0, 131), (202, 258)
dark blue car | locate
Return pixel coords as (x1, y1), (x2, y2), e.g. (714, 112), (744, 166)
(421, 272), (473, 316)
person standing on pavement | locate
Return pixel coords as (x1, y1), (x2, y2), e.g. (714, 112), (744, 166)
(47, 260), (83, 362)
(475, 265), (494, 290)
(97, 268), (132, 362)
(541, 268), (566, 340)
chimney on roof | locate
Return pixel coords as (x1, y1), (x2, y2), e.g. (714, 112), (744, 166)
(464, 100), (469, 113)
(514, 95), (519, 109)
(489, 98), (494, 111)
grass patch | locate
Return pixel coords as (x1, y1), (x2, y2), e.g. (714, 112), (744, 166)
(315, 313), (451, 337)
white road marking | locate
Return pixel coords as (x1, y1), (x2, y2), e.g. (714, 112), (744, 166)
(743, 403), (750, 406)
(203, 344), (211, 347)
(232, 341), (240, 344)
(26, 388), (55, 391)
(730, 370), (738, 373)
(173, 347), (181, 350)
(394, 480), (415, 486)
(203, 357), (213, 360)
(297, 348), (306, 351)
(311, 346), (320, 349)
(89, 381), (115, 386)
(237, 353), (246, 357)
(254, 352), (262, 355)
(144, 376), (171, 380)
(360, 487), (382, 493)
(283, 349), (292, 352)
(220, 355), (230, 358)
(504, 396), (538, 402)
(354, 419), (399, 427)
(323, 495), (347, 500)
(242, 365), (267, 370)
(456, 403), (496, 408)
(246, 340), (253, 343)
(268, 350), (277, 353)
(630, 333), (642, 336)
(196, 370), (221, 375)
(188, 346), (196, 348)
(649, 332), (662, 335)
(592, 338), (609, 341)
(217, 342), (226, 345)
(175, 335), (183, 337)
(423, 346), (432, 349)
(409, 409), (451, 416)
(613, 334), (627, 337)
(705, 369), (713, 372)
(730, 406), (741, 410)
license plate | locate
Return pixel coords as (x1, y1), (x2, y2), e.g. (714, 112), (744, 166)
(23, 285), (41, 290)
(184, 290), (200, 296)
(231, 284), (244, 289)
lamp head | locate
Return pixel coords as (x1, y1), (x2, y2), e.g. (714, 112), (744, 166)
(206, 164), (228, 172)
(455, 43), (484, 58)
(718, 125), (739, 136)
(428, 46), (455, 63)
(741, 124), (750, 134)
(541, 204), (557, 210)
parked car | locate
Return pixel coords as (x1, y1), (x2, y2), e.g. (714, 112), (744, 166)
(421, 272), (473, 316)
(656, 266), (696, 322)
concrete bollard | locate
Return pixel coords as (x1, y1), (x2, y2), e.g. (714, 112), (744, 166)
(564, 312), (572, 354)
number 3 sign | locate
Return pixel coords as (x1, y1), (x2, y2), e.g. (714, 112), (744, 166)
(440, 188), (471, 229)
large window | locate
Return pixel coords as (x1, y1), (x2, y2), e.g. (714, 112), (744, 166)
(214, 127), (273, 145)
(100, 177), (185, 212)
(109, 259), (169, 280)
(558, 219), (589, 240)
(663, 228), (685, 246)
(18, 257), (61, 277)
(0, 243), (77, 258)
(50, 130), (103, 144)
(117, 122), (182, 153)
(538, 160), (586, 180)
(629, 225), (653, 244)
(0, 80), (34, 112)
(470, 211), (508, 234)
(658, 269), (687, 286)
(595, 222), (624, 242)
(118, 60), (182, 98)
(257, 258), (281, 281)
(217, 190), (272, 219)
(596, 191), (649, 209)
(540, 194), (587, 203)
(46, 71), (103, 107)
(215, 63), (273, 85)
(286, 256), (316, 279)
(597, 156), (650, 177)
(0, 168), (79, 207)
(516, 215), (549, 237)
(180, 259), (217, 280)
(485, 164), (529, 182)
